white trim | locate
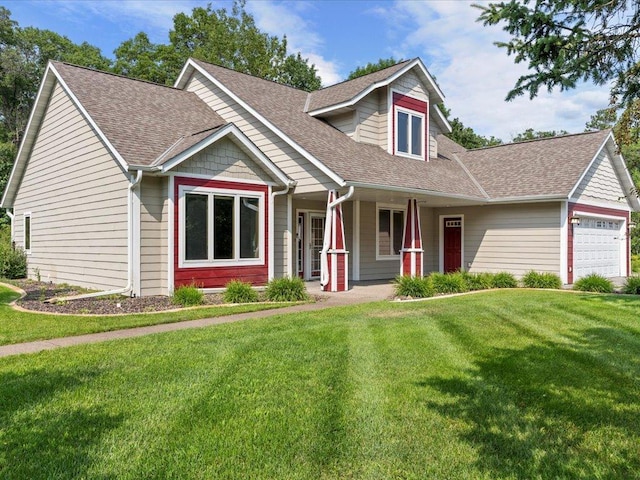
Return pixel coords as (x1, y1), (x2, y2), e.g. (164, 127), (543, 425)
(164, 170), (275, 186)
(560, 201), (568, 284)
(394, 105), (425, 160)
(568, 197), (632, 212)
(167, 175), (175, 295)
(132, 177), (141, 297)
(286, 194), (293, 277)
(23, 212), (32, 255)
(175, 59), (346, 187)
(352, 199), (360, 281)
(268, 185), (274, 280)
(438, 214), (465, 273)
(376, 203), (407, 261)
(567, 134), (611, 200)
(296, 209), (325, 280)
(177, 184), (265, 269)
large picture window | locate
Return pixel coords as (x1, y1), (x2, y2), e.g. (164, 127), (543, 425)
(395, 107), (423, 158)
(377, 207), (404, 257)
(180, 186), (263, 267)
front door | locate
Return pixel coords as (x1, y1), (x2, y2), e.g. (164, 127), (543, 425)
(309, 214), (325, 278)
(444, 218), (462, 273)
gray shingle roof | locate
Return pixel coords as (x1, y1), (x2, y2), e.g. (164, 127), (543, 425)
(53, 62), (226, 166)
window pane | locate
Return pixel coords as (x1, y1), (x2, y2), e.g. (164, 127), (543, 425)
(393, 211), (404, 255)
(24, 216), (31, 251)
(378, 209), (391, 255)
(185, 194), (208, 260)
(411, 115), (422, 156)
(240, 197), (259, 259)
(214, 196), (234, 259)
(397, 111), (409, 153)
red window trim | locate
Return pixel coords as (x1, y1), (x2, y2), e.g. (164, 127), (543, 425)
(392, 91), (429, 161)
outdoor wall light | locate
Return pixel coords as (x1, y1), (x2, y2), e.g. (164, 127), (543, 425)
(570, 215), (581, 225)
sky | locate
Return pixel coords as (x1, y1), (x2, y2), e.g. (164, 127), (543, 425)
(4, 0), (611, 142)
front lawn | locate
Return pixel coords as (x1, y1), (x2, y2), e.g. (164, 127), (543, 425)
(1, 290), (639, 479)
(0, 285), (292, 345)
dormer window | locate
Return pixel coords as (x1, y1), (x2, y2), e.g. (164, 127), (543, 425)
(392, 91), (428, 161)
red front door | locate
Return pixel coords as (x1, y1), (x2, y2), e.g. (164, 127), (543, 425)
(444, 218), (462, 273)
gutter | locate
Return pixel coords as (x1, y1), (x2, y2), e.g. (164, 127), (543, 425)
(269, 180), (297, 279)
(320, 186), (354, 288)
(48, 170), (144, 303)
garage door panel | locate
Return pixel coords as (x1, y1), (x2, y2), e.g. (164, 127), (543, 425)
(573, 217), (622, 280)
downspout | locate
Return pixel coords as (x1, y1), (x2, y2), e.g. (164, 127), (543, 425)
(6, 210), (14, 245)
(48, 170), (143, 302)
(270, 180), (296, 279)
(320, 186), (354, 288)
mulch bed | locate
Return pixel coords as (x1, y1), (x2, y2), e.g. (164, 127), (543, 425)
(8, 280), (227, 315)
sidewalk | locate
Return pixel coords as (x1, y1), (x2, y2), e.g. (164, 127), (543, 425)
(0, 281), (394, 358)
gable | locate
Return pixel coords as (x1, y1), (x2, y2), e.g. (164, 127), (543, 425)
(390, 70), (429, 102)
(173, 137), (275, 184)
(571, 148), (627, 206)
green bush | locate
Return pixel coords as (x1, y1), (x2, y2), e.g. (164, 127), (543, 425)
(430, 272), (469, 294)
(223, 280), (258, 303)
(623, 276), (640, 295)
(522, 271), (562, 289)
(393, 275), (434, 298)
(573, 273), (614, 293)
(462, 272), (495, 291)
(171, 284), (204, 307)
(491, 272), (518, 289)
(632, 255), (640, 274)
(265, 276), (308, 302)
(0, 226), (27, 279)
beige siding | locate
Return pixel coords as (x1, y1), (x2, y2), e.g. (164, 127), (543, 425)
(572, 150), (627, 206)
(391, 71), (428, 102)
(12, 82), (129, 290)
(420, 206), (438, 273)
(379, 87), (390, 148)
(356, 91), (382, 147)
(358, 201), (402, 280)
(140, 176), (168, 296)
(326, 112), (355, 137)
(434, 203), (562, 277)
(273, 193), (289, 278)
(185, 72), (333, 193)
(429, 122), (442, 159)
(174, 137), (273, 183)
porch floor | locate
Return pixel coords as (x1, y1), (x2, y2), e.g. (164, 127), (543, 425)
(306, 280), (395, 305)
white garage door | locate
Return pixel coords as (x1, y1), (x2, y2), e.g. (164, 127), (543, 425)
(574, 217), (622, 280)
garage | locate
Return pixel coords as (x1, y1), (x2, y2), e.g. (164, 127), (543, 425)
(573, 216), (623, 280)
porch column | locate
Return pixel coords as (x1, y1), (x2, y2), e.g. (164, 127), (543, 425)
(320, 190), (349, 292)
(400, 198), (423, 277)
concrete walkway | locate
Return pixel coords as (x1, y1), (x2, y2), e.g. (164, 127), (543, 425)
(0, 281), (394, 358)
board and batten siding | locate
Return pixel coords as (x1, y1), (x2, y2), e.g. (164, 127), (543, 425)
(140, 176), (168, 296)
(571, 150), (628, 206)
(12, 81), (129, 290)
(184, 71), (333, 193)
(434, 203), (562, 277)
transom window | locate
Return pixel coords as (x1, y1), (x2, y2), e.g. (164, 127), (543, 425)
(395, 107), (424, 159)
(378, 206), (405, 257)
(180, 186), (263, 267)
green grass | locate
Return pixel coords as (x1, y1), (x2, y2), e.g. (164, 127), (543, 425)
(1, 290), (639, 478)
(0, 285), (292, 346)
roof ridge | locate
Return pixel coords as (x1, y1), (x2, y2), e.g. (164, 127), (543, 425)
(51, 60), (184, 91)
(311, 58), (413, 93)
(468, 129), (611, 152)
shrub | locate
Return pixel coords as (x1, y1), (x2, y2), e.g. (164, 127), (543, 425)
(223, 280), (258, 303)
(491, 272), (518, 289)
(393, 275), (434, 298)
(573, 273), (614, 293)
(171, 284), (204, 307)
(265, 276), (308, 302)
(522, 271), (562, 289)
(0, 228), (27, 279)
(462, 272), (495, 291)
(632, 255), (640, 274)
(430, 272), (469, 294)
(623, 276), (640, 295)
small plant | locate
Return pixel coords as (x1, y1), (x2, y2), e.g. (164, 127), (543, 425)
(34, 267), (41, 282)
(491, 272), (518, 289)
(462, 272), (495, 291)
(522, 271), (562, 289)
(573, 273), (614, 293)
(265, 276), (308, 302)
(223, 280), (258, 303)
(393, 275), (434, 298)
(172, 284), (204, 307)
(430, 272), (469, 294)
(623, 276), (640, 295)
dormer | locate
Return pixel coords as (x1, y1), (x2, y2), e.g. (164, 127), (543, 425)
(306, 58), (451, 160)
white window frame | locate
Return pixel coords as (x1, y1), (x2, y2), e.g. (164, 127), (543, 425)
(23, 212), (31, 255)
(178, 185), (265, 268)
(376, 204), (406, 260)
(394, 106), (425, 160)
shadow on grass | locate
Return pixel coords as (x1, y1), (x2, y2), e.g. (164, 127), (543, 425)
(0, 368), (123, 479)
(418, 327), (640, 479)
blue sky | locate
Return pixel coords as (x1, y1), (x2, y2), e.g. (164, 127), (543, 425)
(4, 0), (610, 141)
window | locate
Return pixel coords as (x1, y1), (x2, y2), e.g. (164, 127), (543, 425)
(24, 213), (31, 253)
(395, 107), (423, 158)
(378, 207), (405, 257)
(180, 187), (263, 267)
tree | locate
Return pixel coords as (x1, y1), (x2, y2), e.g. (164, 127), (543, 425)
(347, 58), (401, 80)
(511, 128), (568, 143)
(112, 32), (178, 85)
(475, 1), (640, 145)
(437, 104), (502, 149)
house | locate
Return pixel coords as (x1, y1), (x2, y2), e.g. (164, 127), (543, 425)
(1, 58), (638, 296)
